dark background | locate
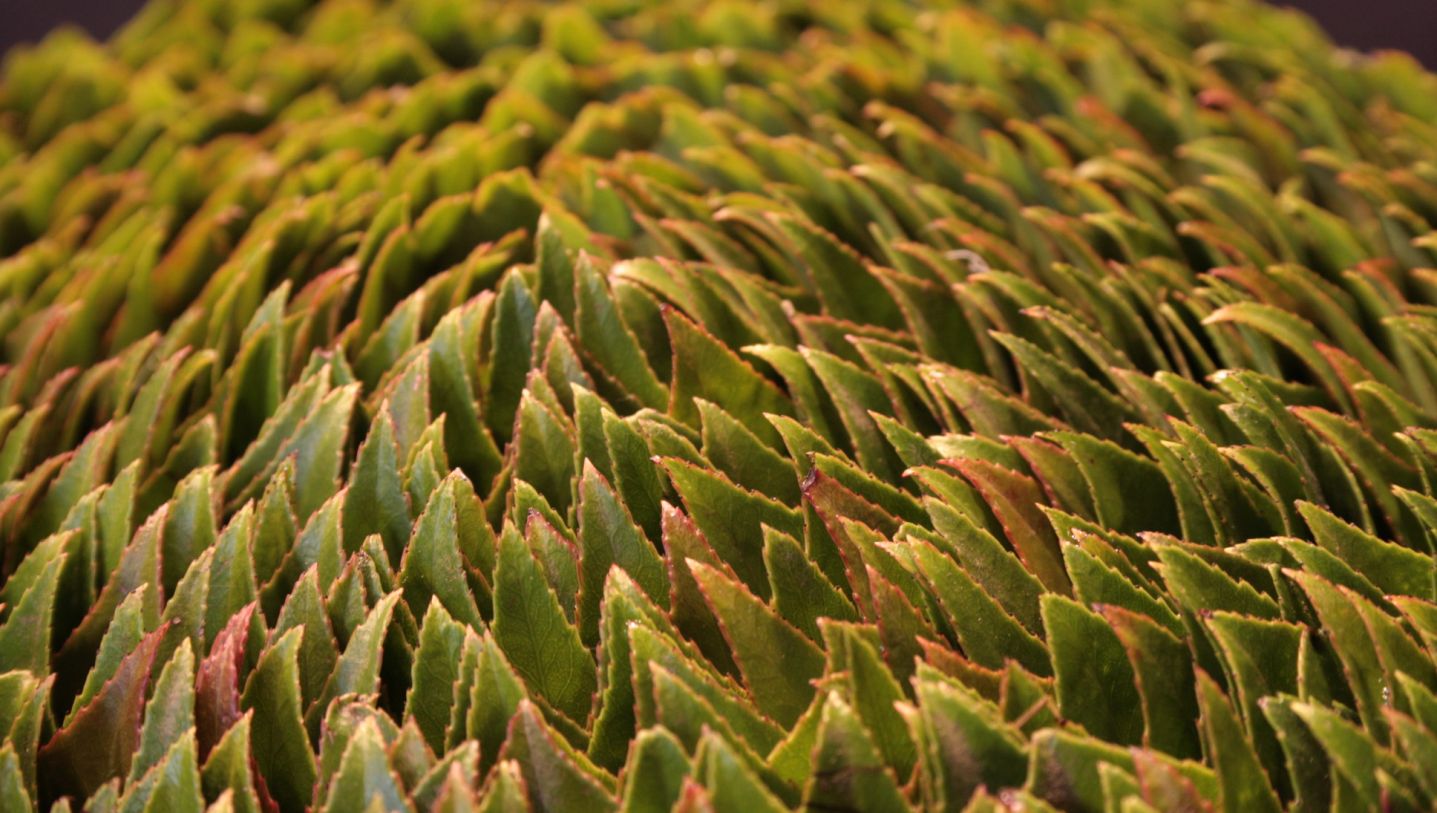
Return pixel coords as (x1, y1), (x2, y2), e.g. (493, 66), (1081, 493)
(2, 0), (1435, 67)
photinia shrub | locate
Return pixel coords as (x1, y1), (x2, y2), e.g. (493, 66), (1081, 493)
(1, 0), (1436, 810)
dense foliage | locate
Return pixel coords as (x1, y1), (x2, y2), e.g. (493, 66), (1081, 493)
(2, 0), (1437, 810)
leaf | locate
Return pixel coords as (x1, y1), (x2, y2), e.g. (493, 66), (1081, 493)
(801, 692), (910, 813)
(270, 567), (339, 709)
(945, 457), (1070, 594)
(429, 304), (504, 486)
(690, 560), (823, 728)
(801, 347), (902, 482)
(1042, 594), (1143, 746)
(762, 526), (857, 641)
(199, 713), (263, 813)
(474, 760), (527, 813)
(839, 628), (917, 778)
(1098, 605), (1201, 759)
(1049, 431), (1180, 536)
(492, 525), (596, 725)
(925, 498), (1044, 635)
(992, 332), (1133, 440)
(662, 457), (802, 600)
(282, 383), (361, 520)
(407, 600), (467, 753)
(692, 728), (787, 813)
(240, 629), (317, 813)
(321, 718), (410, 813)
(401, 473), (486, 630)
(1194, 670), (1281, 813)
(0, 746), (31, 813)
(306, 591), (401, 737)
(575, 461), (669, 646)
(602, 409), (665, 542)
(696, 399), (798, 504)
(575, 255), (667, 410)
(511, 389), (577, 517)
(618, 728), (691, 813)
(344, 411), (412, 561)
(911, 673), (1026, 810)
(123, 730), (204, 813)
(665, 308), (791, 444)
(1298, 501), (1434, 599)
(909, 540), (1050, 676)
(39, 621), (165, 802)
(499, 701), (617, 813)
(195, 604), (256, 761)
(131, 639), (196, 781)
(0, 548), (64, 673)
(486, 271), (540, 442)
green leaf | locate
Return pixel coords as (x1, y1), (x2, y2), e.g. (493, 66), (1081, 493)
(429, 304), (504, 486)
(401, 473), (486, 629)
(575, 255), (667, 410)
(911, 673), (1026, 810)
(1042, 594), (1143, 747)
(945, 457), (1070, 594)
(575, 461), (668, 647)
(492, 525), (596, 724)
(199, 713), (262, 813)
(602, 409), (665, 542)
(690, 560), (823, 728)
(306, 591), (401, 737)
(344, 412), (412, 561)
(283, 383), (361, 520)
(499, 701), (617, 813)
(665, 308), (791, 445)
(124, 729), (204, 813)
(802, 692), (910, 813)
(910, 540), (1050, 676)
(763, 526), (857, 641)
(485, 271), (540, 442)
(1194, 670), (1281, 813)
(1298, 501), (1434, 599)
(840, 629), (917, 778)
(693, 728), (787, 813)
(407, 600), (467, 754)
(321, 718), (411, 813)
(1098, 604), (1201, 759)
(512, 390), (578, 517)
(697, 399), (799, 503)
(270, 567), (339, 709)
(195, 604), (255, 761)
(473, 759), (526, 813)
(131, 639), (196, 781)
(663, 457), (802, 601)
(240, 629), (317, 813)
(618, 728), (691, 813)
(0, 548), (64, 673)
(926, 498), (1044, 635)
(1050, 431), (1180, 536)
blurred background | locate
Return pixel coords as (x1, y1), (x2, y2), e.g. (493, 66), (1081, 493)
(2, 0), (1435, 67)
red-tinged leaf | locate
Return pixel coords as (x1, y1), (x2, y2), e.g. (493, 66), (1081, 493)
(197, 604), (257, 761)
(944, 457), (1070, 594)
(38, 621), (167, 802)
(660, 502), (739, 678)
